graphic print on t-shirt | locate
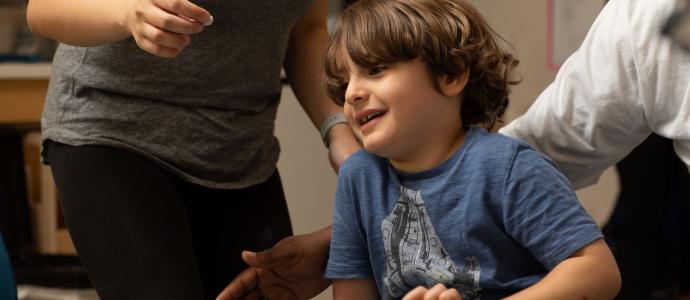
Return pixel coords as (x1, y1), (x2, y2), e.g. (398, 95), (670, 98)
(381, 187), (481, 299)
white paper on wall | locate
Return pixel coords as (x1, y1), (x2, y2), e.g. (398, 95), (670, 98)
(548, 0), (605, 70)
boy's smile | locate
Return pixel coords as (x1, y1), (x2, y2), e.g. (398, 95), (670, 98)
(342, 57), (467, 172)
(354, 108), (386, 134)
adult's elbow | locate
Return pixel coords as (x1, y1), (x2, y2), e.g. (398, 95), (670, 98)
(25, 1), (44, 37)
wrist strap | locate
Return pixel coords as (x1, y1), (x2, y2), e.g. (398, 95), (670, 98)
(319, 113), (348, 148)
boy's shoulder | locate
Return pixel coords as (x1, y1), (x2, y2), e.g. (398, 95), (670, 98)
(467, 128), (558, 170)
(468, 128), (538, 156)
(339, 149), (388, 175)
(337, 129), (559, 178)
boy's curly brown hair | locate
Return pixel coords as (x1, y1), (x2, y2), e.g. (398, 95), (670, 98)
(324, 0), (519, 129)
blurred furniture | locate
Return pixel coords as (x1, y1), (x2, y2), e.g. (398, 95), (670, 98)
(1, 67), (77, 255)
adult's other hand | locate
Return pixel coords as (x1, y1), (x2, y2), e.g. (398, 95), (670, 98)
(216, 227), (333, 300)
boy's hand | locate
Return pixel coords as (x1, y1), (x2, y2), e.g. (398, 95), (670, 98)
(403, 284), (462, 300)
(216, 227), (333, 300)
(125, 0), (213, 58)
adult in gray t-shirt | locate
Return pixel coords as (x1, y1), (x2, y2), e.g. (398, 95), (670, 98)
(27, 0), (359, 298)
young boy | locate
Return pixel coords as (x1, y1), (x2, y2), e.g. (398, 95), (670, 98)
(323, 0), (621, 299)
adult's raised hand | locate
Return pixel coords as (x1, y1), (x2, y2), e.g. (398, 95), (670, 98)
(125, 0), (213, 57)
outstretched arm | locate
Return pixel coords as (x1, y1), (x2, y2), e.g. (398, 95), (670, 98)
(26, 0), (212, 57)
(216, 227), (333, 300)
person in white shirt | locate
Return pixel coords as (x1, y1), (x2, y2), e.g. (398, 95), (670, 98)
(500, 0), (690, 189)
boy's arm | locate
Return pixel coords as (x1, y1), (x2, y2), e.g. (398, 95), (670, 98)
(401, 240), (620, 300)
(505, 239), (621, 300)
(333, 278), (379, 300)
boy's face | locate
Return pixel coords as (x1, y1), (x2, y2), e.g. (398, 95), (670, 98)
(341, 56), (464, 168)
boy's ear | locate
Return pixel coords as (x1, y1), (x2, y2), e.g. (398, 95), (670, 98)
(439, 70), (469, 97)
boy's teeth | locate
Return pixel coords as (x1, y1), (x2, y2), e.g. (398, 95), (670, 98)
(363, 113), (377, 122)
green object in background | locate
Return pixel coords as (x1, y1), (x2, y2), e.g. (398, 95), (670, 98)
(0, 233), (17, 300)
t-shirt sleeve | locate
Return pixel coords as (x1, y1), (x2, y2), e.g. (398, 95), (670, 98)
(324, 164), (373, 279)
(501, 147), (604, 270)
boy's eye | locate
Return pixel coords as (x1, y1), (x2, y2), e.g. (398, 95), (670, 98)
(368, 65), (386, 76)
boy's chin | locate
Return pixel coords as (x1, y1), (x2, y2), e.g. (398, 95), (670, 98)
(362, 140), (390, 158)
(361, 140), (377, 153)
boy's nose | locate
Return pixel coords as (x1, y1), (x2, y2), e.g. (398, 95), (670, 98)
(346, 94), (364, 105)
(345, 82), (367, 105)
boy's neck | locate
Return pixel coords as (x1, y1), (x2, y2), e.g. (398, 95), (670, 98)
(389, 127), (467, 173)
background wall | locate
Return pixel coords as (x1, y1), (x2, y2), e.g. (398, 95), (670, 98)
(275, 1), (619, 299)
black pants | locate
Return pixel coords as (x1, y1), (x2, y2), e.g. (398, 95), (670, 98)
(603, 134), (690, 300)
(45, 141), (293, 300)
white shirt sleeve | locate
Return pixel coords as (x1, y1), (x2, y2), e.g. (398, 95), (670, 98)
(501, 0), (690, 189)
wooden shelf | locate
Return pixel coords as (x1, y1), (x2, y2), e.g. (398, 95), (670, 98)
(0, 79), (48, 124)
(0, 62), (52, 79)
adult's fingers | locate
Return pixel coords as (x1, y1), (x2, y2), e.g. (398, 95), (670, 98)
(139, 21), (190, 48)
(153, 0), (213, 25)
(146, 7), (205, 35)
(131, 22), (191, 57)
(215, 268), (261, 300)
(241, 243), (298, 269)
(133, 34), (182, 58)
(133, 1), (205, 35)
(261, 283), (300, 300)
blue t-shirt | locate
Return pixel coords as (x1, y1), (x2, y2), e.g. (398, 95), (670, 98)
(325, 128), (603, 300)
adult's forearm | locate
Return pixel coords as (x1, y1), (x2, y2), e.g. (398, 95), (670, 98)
(284, 28), (339, 127)
(27, 0), (132, 46)
(284, 0), (341, 129)
(286, 24), (362, 165)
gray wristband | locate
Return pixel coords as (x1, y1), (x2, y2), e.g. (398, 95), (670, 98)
(319, 113), (348, 148)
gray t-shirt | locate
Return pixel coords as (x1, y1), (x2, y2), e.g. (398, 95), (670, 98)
(326, 128), (603, 299)
(42, 0), (312, 188)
